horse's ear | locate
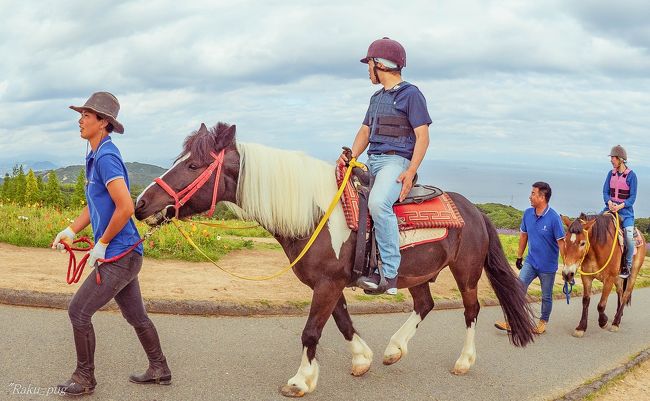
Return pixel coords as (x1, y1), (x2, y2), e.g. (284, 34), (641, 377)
(219, 124), (237, 148)
(583, 219), (597, 231)
(561, 215), (572, 228)
(198, 123), (209, 134)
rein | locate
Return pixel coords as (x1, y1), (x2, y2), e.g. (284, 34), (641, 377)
(58, 224), (159, 285)
(171, 158), (366, 281)
(577, 212), (619, 277)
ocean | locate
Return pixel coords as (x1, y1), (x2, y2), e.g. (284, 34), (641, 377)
(415, 160), (650, 218)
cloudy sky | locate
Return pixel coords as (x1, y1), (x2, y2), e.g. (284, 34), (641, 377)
(1, 0), (649, 172)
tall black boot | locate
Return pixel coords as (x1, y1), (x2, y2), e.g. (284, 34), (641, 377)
(129, 322), (172, 385)
(56, 324), (96, 396)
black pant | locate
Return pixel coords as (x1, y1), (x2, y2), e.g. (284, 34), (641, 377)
(68, 252), (151, 328)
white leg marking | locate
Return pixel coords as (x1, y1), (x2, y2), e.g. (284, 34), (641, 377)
(286, 347), (319, 395)
(384, 311), (422, 364)
(348, 333), (373, 376)
(453, 324), (476, 375)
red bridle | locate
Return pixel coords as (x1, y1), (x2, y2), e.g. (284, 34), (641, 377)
(154, 149), (226, 219)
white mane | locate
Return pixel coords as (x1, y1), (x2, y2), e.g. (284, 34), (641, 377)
(228, 142), (349, 244)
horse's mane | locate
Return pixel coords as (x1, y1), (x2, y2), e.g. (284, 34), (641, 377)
(229, 142), (345, 238)
(177, 122), (232, 163)
(568, 213), (613, 245)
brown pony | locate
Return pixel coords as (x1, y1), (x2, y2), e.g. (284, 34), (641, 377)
(561, 213), (646, 337)
(134, 122), (536, 397)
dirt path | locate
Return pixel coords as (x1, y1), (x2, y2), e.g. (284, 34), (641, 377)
(589, 358), (650, 401)
(0, 242), (508, 307)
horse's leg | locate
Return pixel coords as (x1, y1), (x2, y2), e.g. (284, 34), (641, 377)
(331, 294), (373, 376)
(596, 276), (616, 329)
(611, 279), (626, 331)
(452, 287), (479, 375)
(383, 282), (434, 366)
(281, 281), (343, 397)
(573, 277), (593, 338)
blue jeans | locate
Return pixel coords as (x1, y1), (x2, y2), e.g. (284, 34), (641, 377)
(519, 260), (555, 322)
(623, 225), (635, 267)
(368, 153), (411, 279)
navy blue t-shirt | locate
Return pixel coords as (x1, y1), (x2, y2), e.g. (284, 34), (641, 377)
(362, 83), (432, 129)
(85, 136), (143, 258)
(520, 206), (565, 273)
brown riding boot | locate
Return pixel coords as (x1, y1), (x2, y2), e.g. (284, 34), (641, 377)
(129, 322), (172, 385)
(56, 324), (97, 396)
(494, 321), (511, 331)
(532, 319), (547, 334)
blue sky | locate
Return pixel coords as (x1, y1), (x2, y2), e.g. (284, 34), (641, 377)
(1, 0), (649, 172)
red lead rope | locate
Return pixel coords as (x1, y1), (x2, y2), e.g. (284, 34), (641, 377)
(57, 238), (144, 285)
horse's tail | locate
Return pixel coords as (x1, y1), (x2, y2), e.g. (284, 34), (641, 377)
(481, 213), (536, 347)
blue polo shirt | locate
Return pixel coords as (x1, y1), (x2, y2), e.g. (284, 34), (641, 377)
(85, 136), (143, 259)
(520, 205), (565, 273)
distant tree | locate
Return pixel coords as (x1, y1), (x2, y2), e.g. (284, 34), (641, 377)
(14, 165), (26, 205)
(71, 168), (86, 208)
(36, 174), (44, 192)
(24, 169), (39, 204)
(0, 173), (10, 201)
(43, 171), (64, 207)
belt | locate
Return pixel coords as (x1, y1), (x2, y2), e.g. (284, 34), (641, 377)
(382, 151), (397, 155)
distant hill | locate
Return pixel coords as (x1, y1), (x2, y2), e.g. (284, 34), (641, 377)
(0, 161), (58, 176)
(32, 162), (166, 188)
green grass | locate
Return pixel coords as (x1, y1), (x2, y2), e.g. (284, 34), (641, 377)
(0, 203), (272, 262)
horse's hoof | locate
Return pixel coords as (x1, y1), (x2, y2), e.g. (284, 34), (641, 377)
(383, 352), (402, 365)
(572, 330), (585, 338)
(351, 364), (371, 376)
(452, 366), (469, 375)
(610, 325), (620, 332)
(280, 384), (305, 398)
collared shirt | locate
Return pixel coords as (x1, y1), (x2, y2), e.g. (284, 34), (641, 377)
(520, 205), (565, 273)
(85, 136), (143, 258)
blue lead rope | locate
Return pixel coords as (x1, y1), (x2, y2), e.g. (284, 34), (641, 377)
(562, 279), (575, 304)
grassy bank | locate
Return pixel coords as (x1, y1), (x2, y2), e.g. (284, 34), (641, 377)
(0, 203), (270, 262)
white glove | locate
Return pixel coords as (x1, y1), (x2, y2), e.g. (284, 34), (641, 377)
(87, 240), (108, 267)
(52, 226), (76, 252)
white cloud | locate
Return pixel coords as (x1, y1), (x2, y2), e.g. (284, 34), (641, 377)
(1, 0), (649, 171)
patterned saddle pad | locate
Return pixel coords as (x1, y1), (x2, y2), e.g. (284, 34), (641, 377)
(335, 163), (465, 234)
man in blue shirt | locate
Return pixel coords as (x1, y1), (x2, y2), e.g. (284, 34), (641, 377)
(495, 182), (565, 334)
(338, 37), (432, 295)
(603, 145), (637, 278)
(51, 92), (170, 396)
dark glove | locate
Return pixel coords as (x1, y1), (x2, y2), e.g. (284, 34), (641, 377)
(515, 257), (523, 270)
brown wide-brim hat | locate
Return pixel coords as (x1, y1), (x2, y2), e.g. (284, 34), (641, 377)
(70, 91), (125, 134)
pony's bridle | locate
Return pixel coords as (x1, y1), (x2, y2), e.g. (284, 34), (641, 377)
(154, 149), (226, 219)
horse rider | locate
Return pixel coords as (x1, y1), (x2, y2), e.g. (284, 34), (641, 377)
(338, 37), (432, 295)
(51, 92), (171, 396)
(495, 182), (566, 334)
(604, 145), (638, 279)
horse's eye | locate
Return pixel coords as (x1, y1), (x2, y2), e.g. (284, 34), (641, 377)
(579, 240), (586, 247)
(188, 163), (199, 170)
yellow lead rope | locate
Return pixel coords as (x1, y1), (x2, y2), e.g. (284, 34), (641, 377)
(172, 159), (366, 281)
(577, 212), (620, 277)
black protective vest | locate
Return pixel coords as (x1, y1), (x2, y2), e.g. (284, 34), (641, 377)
(367, 82), (416, 160)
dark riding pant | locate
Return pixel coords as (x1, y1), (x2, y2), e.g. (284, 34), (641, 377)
(68, 252), (151, 328)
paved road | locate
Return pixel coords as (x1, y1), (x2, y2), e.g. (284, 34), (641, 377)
(2, 289), (650, 401)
